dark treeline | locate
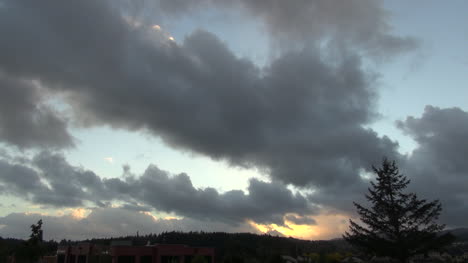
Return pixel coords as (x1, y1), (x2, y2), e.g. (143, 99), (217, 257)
(67, 231), (353, 263)
(1, 230), (467, 262)
(0, 236), (58, 262)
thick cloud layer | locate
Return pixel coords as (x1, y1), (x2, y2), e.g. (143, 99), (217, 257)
(284, 214), (316, 226)
(0, 152), (313, 226)
(0, 73), (73, 149)
(0, 0), (401, 190)
(158, 0), (417, 57)
(397, 106), (468, 227)
(0, 0), (465, 239)
(0, 208), (259, 240)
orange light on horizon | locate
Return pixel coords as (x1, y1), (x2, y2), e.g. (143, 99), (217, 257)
(248, 213), (351, 240)
(248, 220), (319, 240)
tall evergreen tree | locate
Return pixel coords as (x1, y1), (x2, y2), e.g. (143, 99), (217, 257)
(343, 159), (453, 263)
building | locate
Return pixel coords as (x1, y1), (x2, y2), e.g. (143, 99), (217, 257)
(56, 242), (215, 263)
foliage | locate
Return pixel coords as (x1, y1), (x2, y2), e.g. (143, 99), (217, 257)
(306, 252), (320, 262)
(83, 231), (352, 262)
(191, 255), (208, 263)
(344, 159), (454, 263)
(30, 219), (43, 244)
(0, 236), (57, 262)
(324, 252), (343, 263)
(15, 219), (46, 263)
(0, 237), (17, 263)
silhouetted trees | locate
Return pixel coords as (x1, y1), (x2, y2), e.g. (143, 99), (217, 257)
(344, 159), (454, 263)
(15, 219), (46, 263)
(83, 231), (352, 262)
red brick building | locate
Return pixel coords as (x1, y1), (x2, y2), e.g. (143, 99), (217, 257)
(56, 243), (214, 263)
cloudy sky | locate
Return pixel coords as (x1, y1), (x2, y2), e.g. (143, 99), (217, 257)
(0, 0), (467, 241)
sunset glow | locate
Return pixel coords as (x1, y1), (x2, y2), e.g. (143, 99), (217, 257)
(0, 0), (467, 243)
(249, 213), (351, 240)
(71, 208), (91, 219)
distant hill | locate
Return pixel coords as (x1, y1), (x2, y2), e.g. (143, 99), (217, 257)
(445, 228), (468, 242)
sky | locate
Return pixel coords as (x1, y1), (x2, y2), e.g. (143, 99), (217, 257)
(0, 0), (467, 241)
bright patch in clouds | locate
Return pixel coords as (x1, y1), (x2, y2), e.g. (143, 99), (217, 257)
(0, 0), (467, 241)
(104, 157), (114, 163)
(250, 213), (351, 240)
(71, 208), (91, 219)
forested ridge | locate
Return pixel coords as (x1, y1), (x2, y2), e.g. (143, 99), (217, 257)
(1, 229), (467, 262)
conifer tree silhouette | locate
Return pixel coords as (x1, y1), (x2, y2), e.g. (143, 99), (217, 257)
(344, 159), (453, 263)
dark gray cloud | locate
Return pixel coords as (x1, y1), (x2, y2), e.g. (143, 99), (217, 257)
(0, 207), (259, 240)
(118, 164), (313, 225)
(0, 73), (73, 149)
(397, 106), (468, 227)
(284, 214), (317, 226)
(0, 153), (103, 207)
(0, 152), (313, 226)
(0, 0), (402, 192)
(2, 0), (462, 239)
(120, 202), (153, 212)
(0, 159), (50, 199)
(32, 153), (109, 207)
(158, 0), (418, 56)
